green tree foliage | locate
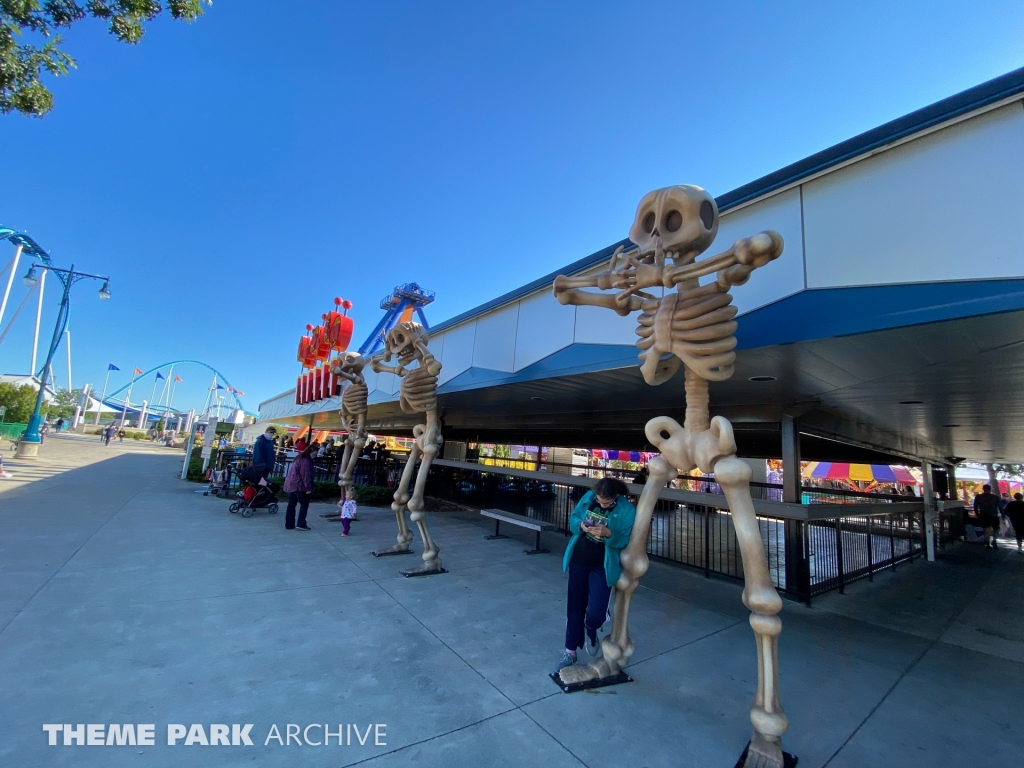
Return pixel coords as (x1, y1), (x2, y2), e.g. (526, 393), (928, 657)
(992, 463), (1024, 479)
(0, 382), (41, 422)
(49, 386), (79, 418)
(1, 1), (210, 117)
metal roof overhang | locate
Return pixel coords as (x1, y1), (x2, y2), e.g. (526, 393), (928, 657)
(357, 286), (1024, 465)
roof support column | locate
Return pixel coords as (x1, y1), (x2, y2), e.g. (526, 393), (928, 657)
(921, 460), (936, 561)
(781, 414), (801, 504)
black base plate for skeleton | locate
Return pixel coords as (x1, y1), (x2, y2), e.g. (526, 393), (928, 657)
(371, 548), (416, 557)
(733, 743), (798, 768)
(401, 567), (448, 578)
(524, 547), (550, 555)
(548, 670), (632, 693)
(485, 534), (508, 540)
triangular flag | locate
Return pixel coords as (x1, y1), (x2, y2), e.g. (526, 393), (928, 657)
(133, 367), (143, 375)
(236, 390), (244, 396)
(226, 386), (234, 392)
(108, 363), (120, 371)
(174, 375), (183, 382)
(155, 372), (165, 380)
(216, 384), (225, 390)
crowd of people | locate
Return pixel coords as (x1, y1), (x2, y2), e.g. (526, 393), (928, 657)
(973, 484), (1024, 551)
(248, 426), (362, 535)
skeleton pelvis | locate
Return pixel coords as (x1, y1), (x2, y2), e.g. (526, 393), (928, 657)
(645, 414), (737, 474)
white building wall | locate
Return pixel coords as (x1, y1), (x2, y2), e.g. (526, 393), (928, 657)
(472, 302), (519, 372)
(514, 290), (576, 370)
(717, 186), (806, 314)
(438, 320), (477, 385)
(803, 101), (1024, 288)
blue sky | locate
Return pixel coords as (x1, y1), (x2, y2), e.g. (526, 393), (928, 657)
(1, 0), (1023, 414)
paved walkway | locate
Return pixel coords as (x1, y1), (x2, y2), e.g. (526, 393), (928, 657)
(1, 436), (1022, 767)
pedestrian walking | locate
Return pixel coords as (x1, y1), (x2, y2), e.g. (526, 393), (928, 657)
(1005, 492), (1024, 552)
(104, 426), (113, 446)
(118, 429), (125, 443)
(283, 446), (314, 531)
(339, 487), (357, 536)
(249, 427), (277, 484)
(974, 484), (1002, 549)
(554, 477), (636, 674)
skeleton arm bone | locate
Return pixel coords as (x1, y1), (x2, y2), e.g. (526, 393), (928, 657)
(371, 357), (405, 377)
(552, 285), (644, 316)
(665, 231), (784, 288)
(333, 368), (362, 384)
(413, 340), (442, 376)
(553, 246), (645, 314)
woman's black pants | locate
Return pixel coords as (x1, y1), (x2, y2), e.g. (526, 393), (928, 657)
(285, 492), (310, 529)
(565, 561), (612, 651)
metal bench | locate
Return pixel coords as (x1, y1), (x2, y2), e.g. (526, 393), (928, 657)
(480, 509), (554, 555)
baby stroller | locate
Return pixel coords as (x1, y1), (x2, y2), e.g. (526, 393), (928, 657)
(229, 467), (279, 518)
(204, 468), (232, 498)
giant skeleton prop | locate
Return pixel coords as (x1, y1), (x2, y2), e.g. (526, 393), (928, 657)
(370, 322), (445, 576)
(553, 185), (789, 768)
(330, 351), (369, 492)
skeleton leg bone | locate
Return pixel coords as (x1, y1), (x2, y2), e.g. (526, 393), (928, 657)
(401, 419), (444, 576)
(372, 441), (419, 555)
(338, 414), (366, 489)
(713, 454), (787, 768)
(558, 453), (677, 686)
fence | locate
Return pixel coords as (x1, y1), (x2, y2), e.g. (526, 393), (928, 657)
(0, 423), (27, 441)
(423, 460), (929, 603)
(214, 450), (396, 489)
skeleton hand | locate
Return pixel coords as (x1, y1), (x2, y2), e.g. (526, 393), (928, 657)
(716, 232), (783, 289)
(414, 340), (442, 376)
(612, 254), (663, 292)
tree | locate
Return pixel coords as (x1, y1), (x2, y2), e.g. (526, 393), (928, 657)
(0, 382), (42, 422)
(49, 386), (79, 418)
(992, 463), (1024, 479)
(1, 1), (210, 117)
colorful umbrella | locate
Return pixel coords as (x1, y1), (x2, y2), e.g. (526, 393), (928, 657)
(802, 462), (918, 485)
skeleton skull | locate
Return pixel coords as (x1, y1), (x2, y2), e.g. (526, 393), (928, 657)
(628, 185), (718, 259)
(386, 321), (429, 365)
(332, 350), (366, 376)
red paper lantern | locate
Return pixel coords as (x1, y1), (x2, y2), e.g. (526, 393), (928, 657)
(297, 336), (312, 367)
(324, 311), (354, 351)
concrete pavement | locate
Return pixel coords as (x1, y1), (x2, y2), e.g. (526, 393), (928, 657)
(1, 435), (1022, 767)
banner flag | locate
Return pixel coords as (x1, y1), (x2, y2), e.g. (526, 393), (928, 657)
(108, 363), (119, 371)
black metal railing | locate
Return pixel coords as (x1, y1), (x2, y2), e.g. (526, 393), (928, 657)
(215, 451), (397, 489)
(423, 461), (928, 603)
(454, 456), (917, 504)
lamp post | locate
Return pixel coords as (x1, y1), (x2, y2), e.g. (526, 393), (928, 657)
(15, 262), (111, 459)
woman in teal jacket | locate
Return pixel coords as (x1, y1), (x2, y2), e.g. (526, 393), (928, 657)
(556, 477), (636, 673)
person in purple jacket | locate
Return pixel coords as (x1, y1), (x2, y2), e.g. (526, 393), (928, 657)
(283, 446), (314, 531)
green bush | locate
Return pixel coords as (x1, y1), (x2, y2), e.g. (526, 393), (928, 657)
(355, 485), (394, 506)
(185, 447), (219, 481)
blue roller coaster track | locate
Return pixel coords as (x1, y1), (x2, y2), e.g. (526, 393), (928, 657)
(102, 360), (249, 415)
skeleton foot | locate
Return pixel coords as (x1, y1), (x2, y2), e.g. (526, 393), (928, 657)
(558, 637), (624, 685)
(742, 731), (785, 768)
(372, 540), (413, 555)
(400, 559), (445, 577)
